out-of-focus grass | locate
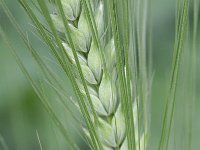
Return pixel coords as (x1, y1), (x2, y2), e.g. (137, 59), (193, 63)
(0, 1), (86, 149)
(0, 10), (45, 150)
(0, 0), (199, 150)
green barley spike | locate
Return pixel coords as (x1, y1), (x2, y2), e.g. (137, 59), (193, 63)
(50, 0), (146, 149)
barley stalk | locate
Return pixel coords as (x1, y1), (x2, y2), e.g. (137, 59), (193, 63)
(50, 0), (146, 149)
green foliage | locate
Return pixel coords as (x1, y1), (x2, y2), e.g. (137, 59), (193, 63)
(0, 0), (199, 150)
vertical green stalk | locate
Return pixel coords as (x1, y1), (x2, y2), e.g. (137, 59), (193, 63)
(129, 0), (142, 149)
(188, 0), (199, 149)
(158, 0), (189, 149)
(109, 0), (136, 149)
(122, 0), (137, 149)
(135, 0), (149, 149)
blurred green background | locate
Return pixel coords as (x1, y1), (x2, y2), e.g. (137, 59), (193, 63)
(0, 0), (199, 150)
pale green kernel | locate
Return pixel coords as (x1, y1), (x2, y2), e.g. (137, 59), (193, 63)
(61, 0), (81, 21)
(81, 64), (97, 85)
(99, 74), (117, 115)
(88, 40), (102, 83)
(97, 118), (117, 147)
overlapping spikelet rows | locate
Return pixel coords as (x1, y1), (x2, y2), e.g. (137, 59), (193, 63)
(51, 0), (145, 149)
